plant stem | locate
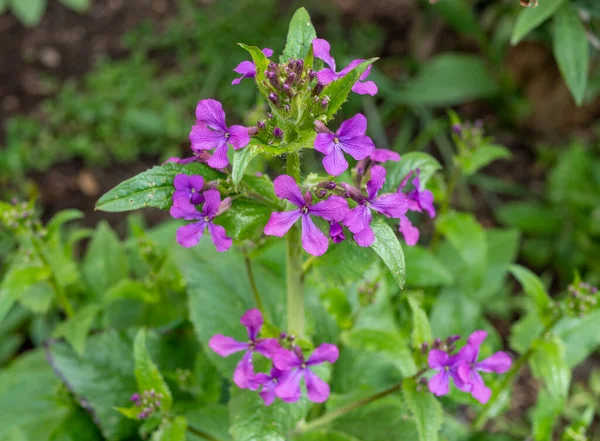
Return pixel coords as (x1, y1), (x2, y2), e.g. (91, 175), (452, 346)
(244, 253), (265, 316)
(286, 153), (305, 336)
(187, 425), (224, 441)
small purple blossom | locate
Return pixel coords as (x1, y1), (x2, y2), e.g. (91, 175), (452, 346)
(396, 169), (436, 246)
(273, 344), (339, 403)
(173, 174), (205, 205)
(457, 331), (512, 404)
(329, 222), (345, 243)
(189, 99), (250, 169)
(342, 166), (409, 247)
(252, 367), (286, 406)
(427, 346), (473, 397)
(263, 175), (349, 256)
(312, 38), (377, 96)
(209, 309), (281, 390)
(232, 48), (274, 85)
(313, 114), (375, 176)
(170, 189), (232, 251)
(370, 148), (401, 164)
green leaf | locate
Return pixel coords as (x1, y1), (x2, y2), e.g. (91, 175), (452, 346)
(407, 293), (432, 351)
(232, 144), (260, 189)
(553, 3), (589, 106)
(310, 241), (373, 285)
(554, 309), (600, 368)
(294, 431), (362, 441)
(10, 0), (47, 27)
(46, 209), (84, 239)
(392, 54), (499, 107)
(431, 0), (485, 43)
(509, 264), (554, 315)
(495, 202), (562, 236)
(532, 390), (562, 441)
(19, 281), (53, 313)
(113, 406), (140, 420)
(134, 329), (173, 413)
(320, 288), (353, 330)
(0, 262), (49, 323)
(511, 0), (566, 45)
(281, 7), (317, 61)
(104, 279), (158, 304)
(382, 152), (441, 193)
(186, 405), (232, 441)
(403, 378), (443, 441)
(151, 416), (187, 441)
(370, 218), (406, 289)
(404, 246), (454, 287)
(214, 198), (273, 242)
(52, 305), (101, 356)
(529, 337), (571, 400)
(58, 0), (90, 13)
(323, 59), (377, 120)
(239, 44), (269, 86)
(82, 221), (129, 298)
(458, 144), (511, 176)
(95, 163), (221, 212)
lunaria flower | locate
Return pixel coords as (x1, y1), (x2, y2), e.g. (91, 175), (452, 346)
(342, 165), (408, 247)
(314, 114), (375, 176)
(209, 309), (280, 390)
(170, 189), (232, 251)
(263, 175), (349, 256)
(189, 99), (250, 169)
(427, 346), (473, 397)
(173, 174), (205, 205)
(396, 169), (436, 246)
(232, 48), (274, 85)
(329, 222), (345, 243)
(252, 367), (286, 406)
(370, 148), (401, 163)
(312, 38), (377, 96)
(273, 344), (339, 403)
(457, 331), (512, 404)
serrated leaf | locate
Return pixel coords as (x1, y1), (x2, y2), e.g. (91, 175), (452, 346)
(134, 329), (173, 413)
(281, 7), (317, 61)
(232, 144), (260, 188)
(382, 152), (441, 193)
(323, 59), (377, 120)
(403, 378), (443, 441)
(52, 304), (101, 356)
(509, 264), (554, 315)
(95, 163), (221, 212)
(151, 416), (187, 441)
(553, 4), (589, 106)
(458, 144), (511, 176)
(407, 293), (432, 351)
(58, 0), (90, 13)
(511, 0), (566, 45)
(10, 0), (47, 27)
(370, 218), (406, 288)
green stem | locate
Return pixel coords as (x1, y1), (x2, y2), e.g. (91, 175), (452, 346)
(187, 425), (224, 441)
(244, 253), (265, 316)
(286, 153), (305, 336)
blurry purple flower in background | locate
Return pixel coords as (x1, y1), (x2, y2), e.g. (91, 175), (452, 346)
(396, 169), (436, 246)
(232, 48), (274, 85)
(173, 174), (205, 205)
(370, 148), (401, 164)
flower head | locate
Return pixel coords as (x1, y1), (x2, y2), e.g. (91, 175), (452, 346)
(173, 174), (205, 205)
(232, 48), (274, 85)
(170, 189), (232, 251)
(312, 38), (377, 96)
(427, 346), (473, 397)
(189, 99), (250, 169)
(209, 309), (281, 390)
(263, 175), (349, 256)
(273, 344), (339, 403)
(314, 114), (375, 176)
(252, 367), (286, 406)
(342, 165), (409, 247)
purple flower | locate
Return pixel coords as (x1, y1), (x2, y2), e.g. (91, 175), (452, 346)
(314, 114), (375, 176)
(173, 174), (205, 205)
(232, 48), (274, 85)
(252, 367), (286, 406)
(396, 169), (436, 246)
(457, 331), (512, 404)
(170, 189), (232, 251)
(189, 99), (250, 169)
(342, 165), (409, 247)
(427, 346), (473, 397)
(273, 344), (339, 403)
(312, 38), (377, 96)
(370, 148), (401, 164)
(263, 175), (349, 256)
(329, 222), (345, 243)
(208, 309), (281, 390)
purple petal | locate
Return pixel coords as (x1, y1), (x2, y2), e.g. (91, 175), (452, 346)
(338, 135), (375, 161)
(233, 351), (258, 390)
(189, 126), (227, 153)
(312, 38), (336, 71)
(273, 349), (302, 371)
(450, 370), (472, 393)
(255, 339), (281, 359)
(307, 343), (339, 365)
(208, 335), (248, 357)
(464, 368), (492, 404)
(228, 125), (250, 150)
(240, 308), (263, 341)
(418, 189), (436, 218)
(262, 48), (274, 57)
(477, 352), (512, 374)
(359, 64), (373, 81)
(399, 215), (419, 246)
(233, 60), (256, 76)
(275, 368), (303, 403)
(366, 165), (386, 200)
(467, 330), (488, 361)
(273, 175), (305, 207)
(322, 145), (349, 176)
(337, 113), (367, 139)
(371, 148), (401, 163)
(176, 221), (206, 248)
(316, 69), (339, 84)
(337, 59), (364, 77)
(371, 193), (409, 218)
(231, 77), (244, 86)
(352, 80), (378, 96)
(207, 143), (230, 169)
(264, 210), (302, 237)
(189, 175), (205, 192)
(449, 344), (477, 367)
(202, 189), (222, 218)
(428, 370), (450, 396)
(314, 133), (335, 155)
(195, 99), (228, 132)
(305, 369), (330, 403)
(428, 349), (450, 370)
(343, 204), (372, 234)
(174, 174), (191, 191)
(354, 225), (375, 247)
(301, 214), (329, 256)
(309, 196), (349, 222)
(208, 223), (232, 252)
(329, 222), (345, 243)
(170, 196), (202, 220)
(259, 382), (277, 406)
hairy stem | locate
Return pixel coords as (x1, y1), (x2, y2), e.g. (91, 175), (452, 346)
(244, 253), (265, 316)
(187, 425), (224, 441)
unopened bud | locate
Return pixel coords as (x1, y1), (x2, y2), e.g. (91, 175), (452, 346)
(315, 189), (327, 198)
(314, 120), (332, 134)
(217, 197), (232, 216)
(308, 70), (317, 81)
(317, 181), (337, 190)
(285, 72), (296, 85)
(420, 342), (429, 354)
(341, 183), (364, 203)
(432, 338), (442, 349)
(273, 127), (283, 139)
(284, 104), (291, 112)
(248, 126), (259, 136)
(321, 98), (329, 109)
(279, 332), (288, 340)
(446, 335), (461, 345)
(268, 92), (279, 105)
(451, 124), (462, 135)
(257, 121), (266, 130)
(313, 82), (324, 96)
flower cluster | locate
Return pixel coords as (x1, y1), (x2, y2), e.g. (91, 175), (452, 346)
(427, 331), (512, 404)
(209, 309), (339, 405)
(567, 281), (598, 317)
(130, 389), (164, 420)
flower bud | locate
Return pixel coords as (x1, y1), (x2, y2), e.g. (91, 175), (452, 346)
(432, 338), (442, 349)
(308, 69), (317, 81)
(267, 113), (274, 119)
(279, 332), (288, 340)
(273, 127), (283, 138)
(314, 120), (333, 134)
(341, 183), (364, 203)
(317, 181), (337, 190)
(285, 72), (296, 85)
(451, 124), (462, 135)
(283, 83), (292, 97)
(284, 104), (291, 112)
(257, 121), (266, 130)
(313, 82), (324, 96)
(217, 197), (232, 216)
(420, 342), (429, 354)
(268, 92), (279, 105)
(248, 126), (259, 136)
(321, 98), (329, 109)
(446, 335), (461, 345)
(315, 189), (327, 198)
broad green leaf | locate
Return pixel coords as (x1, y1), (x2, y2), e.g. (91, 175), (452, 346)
(95, 163), (221, 212)
(48, 407), (103, 441)
(0, 333), (24, 366)
(495, 202), (562, 236)
(323, 59), (377, 120)
(430, 288), (481, 338)
(186, 405), (232, 441)
(19, 281), (53, 313)
(407, 293), (432, 351)
(432, 0), (485, 43)
(320, 288), (353, 330)
(82, 221), (129, 298)
(382, 152), (441, 193)
(310, 241), (373, 285)
(403, 378), (443, 441)
(370, 218), (406, 289)
(104, 279), (158, 304)
(232, 144), (260, 188)
(392, 54), (499, 106)
(553, 4), (589, 106)
(113, 406), (139, 420)
(10, 0), (47, 27)
(294, 431), (362, 441)
(532, 390), (562, 441)
(151, 416), (186, 441)
(134, 329), (173, 413)
(58, 0), (90, 13)
(404, 246), (454, 287)
(281, 7), (317, 61)
(214, 198), (273, 242)
(554, 309), (600, 368)
(511, 0), (566, 44)
(458, 144), (511, 176)
(52, 304), (101, 356)
(46, 209), (84, 239)
(529, 337), (571, 401)
(509, 264), (554, 315)
(509, 312), (544, 354)
(0, 262), (49, 323)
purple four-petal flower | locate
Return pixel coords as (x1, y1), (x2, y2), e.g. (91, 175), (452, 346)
(232, 48), (274, 85)
(427, 346), (474, 397)
(252, 367), (286, 406)
(263, 175), (349, 256)
(173, 173), (205, 205)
